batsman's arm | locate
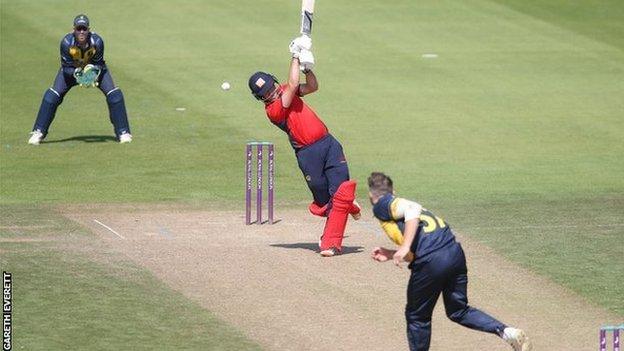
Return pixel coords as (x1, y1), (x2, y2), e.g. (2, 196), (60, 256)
(298, 69), (318, 96)
(281, 57), (301, 108)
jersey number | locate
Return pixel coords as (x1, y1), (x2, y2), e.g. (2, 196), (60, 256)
(420, 215), (446, 233)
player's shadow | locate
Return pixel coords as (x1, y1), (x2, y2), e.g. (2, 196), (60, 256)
(42, 135), (117, 143)
(270, 242), (364, 255)
(249, 219), (282, 225)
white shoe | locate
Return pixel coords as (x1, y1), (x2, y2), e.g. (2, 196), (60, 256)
(119, 133), (132, 143)
(503, 327), (532, 351)
(320, 247), (339, 257)
(28, 130), (44, 145)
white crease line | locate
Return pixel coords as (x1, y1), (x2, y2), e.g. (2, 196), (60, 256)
(93, 219), (126, 239)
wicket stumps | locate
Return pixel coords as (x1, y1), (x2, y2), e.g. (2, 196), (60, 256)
(245, 141), (275, 225)
(601, 325), (623, 351)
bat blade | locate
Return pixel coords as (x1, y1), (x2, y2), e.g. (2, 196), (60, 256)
(300, 0), (315, 36)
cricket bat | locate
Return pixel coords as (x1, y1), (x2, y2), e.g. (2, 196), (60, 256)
(300, 0), (315, 36)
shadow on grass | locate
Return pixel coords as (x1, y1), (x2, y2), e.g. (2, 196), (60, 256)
(43, 135), (117, 143)
(270, 242), (364, 255)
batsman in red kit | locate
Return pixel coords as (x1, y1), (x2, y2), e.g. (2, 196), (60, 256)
(248, 35), (360, 257)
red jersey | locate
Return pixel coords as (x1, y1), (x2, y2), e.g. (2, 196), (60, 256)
(265, 85), (328, 149)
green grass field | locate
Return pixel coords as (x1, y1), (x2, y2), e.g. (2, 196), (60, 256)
(1, 0), (623, 348)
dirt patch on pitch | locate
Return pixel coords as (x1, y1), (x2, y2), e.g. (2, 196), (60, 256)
(64, 206), (618, 350)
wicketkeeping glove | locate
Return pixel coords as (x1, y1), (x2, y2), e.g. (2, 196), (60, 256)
(298, 49), (315, 72)
(74, 64), (101, 87)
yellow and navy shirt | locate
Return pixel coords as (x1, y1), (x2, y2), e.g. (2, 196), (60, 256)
(60, 32), (105, 69)
(372, 194), (455, 259)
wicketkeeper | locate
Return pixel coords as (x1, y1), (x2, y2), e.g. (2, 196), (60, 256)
(28, 14), (132, 145)
(248, 35), (360, 257)
(367, 172), (532, 351)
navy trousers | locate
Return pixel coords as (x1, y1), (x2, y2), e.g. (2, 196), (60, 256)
(405, 242), (506, 351)
(295, 134), (350, 207)
(33, 67), (131, 137)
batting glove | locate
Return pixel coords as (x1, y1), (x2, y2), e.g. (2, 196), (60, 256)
(289, 40), (301, 57)
(289, 35), (312, 57)
(298, 49), (315, 72)
(294, 35), (312, 50)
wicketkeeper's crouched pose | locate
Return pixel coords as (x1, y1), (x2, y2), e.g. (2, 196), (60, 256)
(28, 14), (132, 145)
(248, 35), (360, 257)
(367, 172), (532, 351)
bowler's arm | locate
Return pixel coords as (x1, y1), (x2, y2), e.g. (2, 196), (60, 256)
(392, 198), (423, 265)
(394, 219), (417, 264)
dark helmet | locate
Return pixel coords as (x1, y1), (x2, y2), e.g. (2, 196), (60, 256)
(73, 14), (90, 28)
(248, 71), (278, 100)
